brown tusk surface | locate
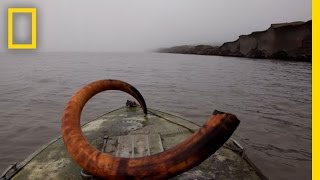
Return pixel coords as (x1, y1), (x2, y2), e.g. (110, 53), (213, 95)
(61, 79), (240, 179)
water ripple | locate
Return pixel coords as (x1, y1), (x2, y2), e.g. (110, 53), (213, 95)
(0, 52), (311, 180)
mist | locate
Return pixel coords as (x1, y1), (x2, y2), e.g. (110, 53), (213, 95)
(0, 0), (311, 52)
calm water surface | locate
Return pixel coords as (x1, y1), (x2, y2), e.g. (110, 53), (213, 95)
(0, 52), (311, 179)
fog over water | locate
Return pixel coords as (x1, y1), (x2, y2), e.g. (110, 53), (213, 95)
(0, 1), (312, 179)
(0, 0), (311, 52)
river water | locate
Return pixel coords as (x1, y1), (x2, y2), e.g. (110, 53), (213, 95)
(0, 52), (311, 179)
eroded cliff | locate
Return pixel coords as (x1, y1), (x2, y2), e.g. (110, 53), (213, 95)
(159, 21), (311, 61)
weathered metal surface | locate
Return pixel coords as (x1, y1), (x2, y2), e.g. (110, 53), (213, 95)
(11, 107), (264, 180)
(105, 134), (160, 158)
(132, 134), (150, 157)
(61, 79), (240, 179)
(0, 163), (17, 180)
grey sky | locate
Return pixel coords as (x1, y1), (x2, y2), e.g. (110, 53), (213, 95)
(0, 0), (311, 52)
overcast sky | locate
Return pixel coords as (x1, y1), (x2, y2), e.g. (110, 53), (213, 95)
(0, 0), (311, 52)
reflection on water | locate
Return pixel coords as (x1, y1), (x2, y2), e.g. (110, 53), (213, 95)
(0, 52), (311, 180)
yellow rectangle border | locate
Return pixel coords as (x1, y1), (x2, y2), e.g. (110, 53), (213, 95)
(313, 0), (318, 178)
(8, 8), (37, 49)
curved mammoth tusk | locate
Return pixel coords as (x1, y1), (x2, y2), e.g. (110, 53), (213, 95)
(61, 79), (240, 179)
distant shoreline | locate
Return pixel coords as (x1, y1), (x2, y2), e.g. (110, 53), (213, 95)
(158, 20), (311, 62)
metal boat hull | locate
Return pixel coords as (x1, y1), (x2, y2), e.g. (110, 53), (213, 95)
(8, 107), (265, 179)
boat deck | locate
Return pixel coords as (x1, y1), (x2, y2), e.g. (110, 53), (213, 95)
(9, 107), (264, 180)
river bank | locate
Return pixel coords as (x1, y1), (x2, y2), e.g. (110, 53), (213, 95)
(159, 21), (311, 61)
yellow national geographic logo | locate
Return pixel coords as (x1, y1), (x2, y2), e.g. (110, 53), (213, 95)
(8, 8), (37, 50)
